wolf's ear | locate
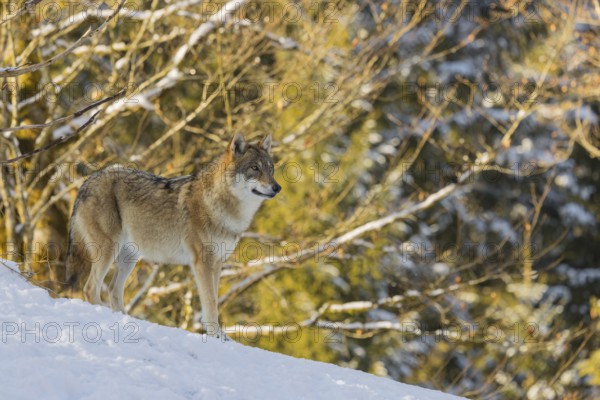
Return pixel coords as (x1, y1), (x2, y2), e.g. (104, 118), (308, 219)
(229, 133), (246, 157)
(259, 134), (272, 154)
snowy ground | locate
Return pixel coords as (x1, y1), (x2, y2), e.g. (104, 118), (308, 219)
(0, 260), (465, 400)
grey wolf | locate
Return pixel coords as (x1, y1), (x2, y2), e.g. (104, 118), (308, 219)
(65, 134), (280, 336)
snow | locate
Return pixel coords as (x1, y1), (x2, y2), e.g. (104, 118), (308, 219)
(559, 202), (595, 227)
(557, 263), (600, 287)
(52, 115), (91, 139)
(0, 261), (464, 400)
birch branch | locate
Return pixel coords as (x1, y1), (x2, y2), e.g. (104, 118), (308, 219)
(0, 89), (125, 164)
(0, 0), (126, 78)
(0, 89), (125, 133)
(106, 0), (251, 117)
(0, 0), (42, 27)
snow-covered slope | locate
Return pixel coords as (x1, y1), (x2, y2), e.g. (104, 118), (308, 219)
(0, 261), (464, 400)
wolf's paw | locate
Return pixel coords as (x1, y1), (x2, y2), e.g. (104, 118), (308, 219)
(200, 332), (231, 342)
(215, 331), (231, 342)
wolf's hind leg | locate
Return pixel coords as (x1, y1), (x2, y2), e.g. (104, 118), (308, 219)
(83, 239), (118, 305)
(108, 244), (138, 313)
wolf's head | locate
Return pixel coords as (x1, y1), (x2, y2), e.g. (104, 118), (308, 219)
(225, 133), (281, 200)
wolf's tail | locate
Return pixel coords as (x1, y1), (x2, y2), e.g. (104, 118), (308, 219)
(64, 218), (90, 293)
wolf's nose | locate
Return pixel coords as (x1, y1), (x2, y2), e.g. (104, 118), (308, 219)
(272, 183), (281, 193)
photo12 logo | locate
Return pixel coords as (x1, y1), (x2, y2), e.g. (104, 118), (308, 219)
(1, 321), (140, 344)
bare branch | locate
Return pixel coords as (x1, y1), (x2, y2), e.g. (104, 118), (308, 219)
(1, 89), (125, 164)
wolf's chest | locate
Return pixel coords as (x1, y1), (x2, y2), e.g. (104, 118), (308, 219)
(218, 197), (263, 234)
(197, 234), (239, 264)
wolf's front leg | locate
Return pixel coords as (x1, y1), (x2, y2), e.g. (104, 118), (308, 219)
(191, 258), (222, 337)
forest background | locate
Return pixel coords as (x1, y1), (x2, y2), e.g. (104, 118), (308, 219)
(1, 1), (599, 398)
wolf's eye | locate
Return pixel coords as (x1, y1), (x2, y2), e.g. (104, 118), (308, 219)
(251, 165), (259, 171)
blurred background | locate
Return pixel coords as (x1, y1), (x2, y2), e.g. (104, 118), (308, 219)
(1, 0), (599, 398)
